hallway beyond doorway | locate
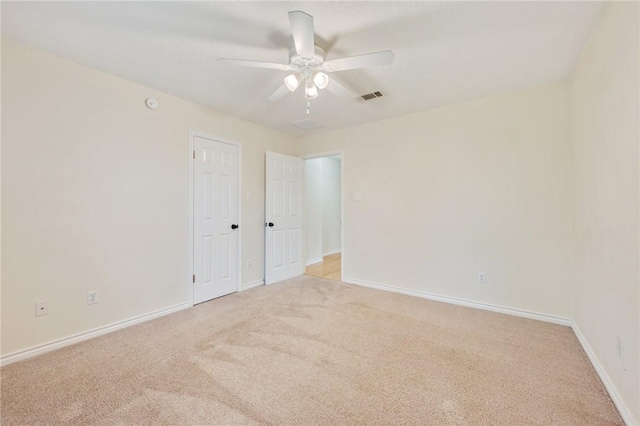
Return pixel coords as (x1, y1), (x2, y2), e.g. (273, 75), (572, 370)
(305, 253), (341, 281)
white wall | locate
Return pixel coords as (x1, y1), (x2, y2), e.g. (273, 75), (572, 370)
(3, 8), (638, 419)
(321, 157), (342, 256)
(1, 40), (297, 356)
(570, 2), (639, 423)
(298, 83), (573, 319)
(304, 158), (324, 265)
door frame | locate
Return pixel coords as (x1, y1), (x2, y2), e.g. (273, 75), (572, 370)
(301, 150), (345, 283)
(188, 130), (243, 306)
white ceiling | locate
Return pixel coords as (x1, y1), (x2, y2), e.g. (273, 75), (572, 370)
(2, 1), (604, 137)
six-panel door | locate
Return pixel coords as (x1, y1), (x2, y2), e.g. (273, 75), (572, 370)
(265, 151), (304, 284)
(193, 136), (239, 304)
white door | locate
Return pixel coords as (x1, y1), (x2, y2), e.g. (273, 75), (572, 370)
(193, 135), (239, 304)
(265, 151), (304, 284)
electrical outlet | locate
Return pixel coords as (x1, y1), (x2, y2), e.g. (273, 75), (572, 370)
(616, 336), (623, 361)
(35, 300), (49, 317)
(246, 259), (253, 270)
(87, 291), (98, 305)
(478, 272), (486, 284)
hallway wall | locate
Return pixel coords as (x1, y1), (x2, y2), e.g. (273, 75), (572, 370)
(304, 157), (342, 265)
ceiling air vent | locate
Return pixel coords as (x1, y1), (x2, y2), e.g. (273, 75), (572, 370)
(361, 91), (384, 101)
(290, 118), (325, 131)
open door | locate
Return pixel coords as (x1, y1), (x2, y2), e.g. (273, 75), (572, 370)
(265, 151), (304, 285)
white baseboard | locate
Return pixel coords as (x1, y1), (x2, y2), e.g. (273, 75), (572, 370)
(572, 322), (635, 426)
(241, 279), (264, 291)
(0, 302), (191, 367)
(323, 249), (342, 256)
(343, 277), (572, 326)
(343, 277), (634, 423)
(306, 257), (324, 266)
(1, 277), (631, 424)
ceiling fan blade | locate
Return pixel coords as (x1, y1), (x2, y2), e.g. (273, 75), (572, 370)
(268, 84), (291, 102)
(288, 11), (315, 58)
(218, 58), (292, 71)
(325, 77), (356, 99)
(323, 50), (395, 72)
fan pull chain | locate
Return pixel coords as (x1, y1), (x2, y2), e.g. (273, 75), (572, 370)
(306, 101), (311, 119)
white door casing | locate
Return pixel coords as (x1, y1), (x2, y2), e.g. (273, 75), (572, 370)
(265, 152), (304, 285)
(193, 135), (240, 304)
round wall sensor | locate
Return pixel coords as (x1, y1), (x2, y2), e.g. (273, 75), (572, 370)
(145, 98), (159, 109)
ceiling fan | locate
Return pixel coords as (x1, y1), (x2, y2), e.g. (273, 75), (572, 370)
(217, 11), (395, 102)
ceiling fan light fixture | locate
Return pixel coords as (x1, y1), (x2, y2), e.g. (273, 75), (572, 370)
(305, 80), (318, 99)
(313, 72), (329, 90)
(284, 74), (301, 92)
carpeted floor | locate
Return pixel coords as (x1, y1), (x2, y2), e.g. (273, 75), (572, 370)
(1, 276), (622, 425)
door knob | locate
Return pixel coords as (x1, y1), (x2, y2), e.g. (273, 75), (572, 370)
(267, 222), (274, 227)
(231, 224), (239, 230)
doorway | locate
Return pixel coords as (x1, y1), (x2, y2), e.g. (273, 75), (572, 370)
(304, 154), (342, 281)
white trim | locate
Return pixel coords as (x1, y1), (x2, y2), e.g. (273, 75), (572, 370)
(188, 132), (195, 306)
(306, 257), (323, 266)
(572, 322), (635, 426)
(301, 150), (343, 161)
(188, 131), (243, 306)
(0, 302), (190, 367)
(241, 279), (264, 291)
(323, 249), (341, 257)
(343, 277), (572, 326)
(343, 277), (631, 423)
(340, 153), (344, 283)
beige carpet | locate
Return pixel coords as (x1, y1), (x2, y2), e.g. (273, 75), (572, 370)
(1, 276), (622, 425)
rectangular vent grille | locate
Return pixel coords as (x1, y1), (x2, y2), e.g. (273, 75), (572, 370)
(361, 91), (384, 101)
(290, 118), (325, 131)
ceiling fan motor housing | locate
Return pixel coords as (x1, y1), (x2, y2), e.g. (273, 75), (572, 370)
(289, 46), (326, 71)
